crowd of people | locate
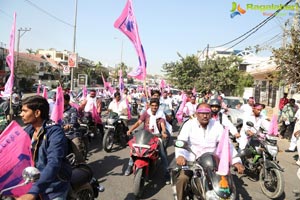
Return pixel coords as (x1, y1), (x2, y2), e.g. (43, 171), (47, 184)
(2, 85), (300, 199)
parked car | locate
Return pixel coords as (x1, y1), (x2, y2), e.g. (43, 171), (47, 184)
(223, 96), (244, 109)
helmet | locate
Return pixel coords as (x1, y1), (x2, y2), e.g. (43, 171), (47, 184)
(209, 98), (221, 107)
(196, 152), (219, 171)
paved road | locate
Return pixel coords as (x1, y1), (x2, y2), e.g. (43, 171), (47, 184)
(19, 93), (300, 199)
(86, 120), (300, 200)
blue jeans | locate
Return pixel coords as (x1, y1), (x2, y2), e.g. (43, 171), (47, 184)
(52, 189), (69, 200)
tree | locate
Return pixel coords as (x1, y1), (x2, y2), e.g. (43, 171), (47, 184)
(26, 48), (37, 54)
(17, 60), (38, 79)
(272, 28), (300, 89)
(162, 53), (252, 95)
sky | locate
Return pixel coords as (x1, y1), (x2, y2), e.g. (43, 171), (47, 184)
(0, 0), (297, 75)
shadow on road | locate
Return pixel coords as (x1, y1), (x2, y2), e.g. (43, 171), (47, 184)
(88, 154), (128, 180)
(233, 174), (252, 200)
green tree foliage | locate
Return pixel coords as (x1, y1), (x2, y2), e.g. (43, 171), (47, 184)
(272, 28), (300, 89)
(162, 54), (253, 95)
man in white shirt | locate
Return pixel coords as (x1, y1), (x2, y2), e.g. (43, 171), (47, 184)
(240, 97), (255, 117)
(182, 95), (197, 121)
(175, 103), (244, 200)
(209, 98), (240, 139)
(238, 103), (269, 150)
(286, 108), (300, 153)
(107, 92), (128, 126)
(80, 89), (101, 114)
(160, 90), (172, 110)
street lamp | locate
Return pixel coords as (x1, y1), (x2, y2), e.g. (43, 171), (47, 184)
(114, 37), (124, 67)
(70, 0), (78, 91)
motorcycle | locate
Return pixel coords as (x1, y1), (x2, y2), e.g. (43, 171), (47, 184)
(237, 121), (284, 199)
(0, 161), (104, 200)
(0, 167), (40, 199)
(79, 112), (103, 140)
(66, 153), (104, 200)
(171, 140), (236, 200)
(102, 112), (128, 152)
(128, 130), (160, 198)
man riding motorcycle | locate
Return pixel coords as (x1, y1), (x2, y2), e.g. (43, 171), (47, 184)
(175, 103), (244, 200)
(126, 98), (170, 184)
(209, 98), (240, 139)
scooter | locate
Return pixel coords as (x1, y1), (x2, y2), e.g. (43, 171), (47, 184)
(171, 140), (236, 200)
(128, 130), (161, 198)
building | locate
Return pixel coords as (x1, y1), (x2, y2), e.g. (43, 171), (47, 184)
(198, 48), (280, 108)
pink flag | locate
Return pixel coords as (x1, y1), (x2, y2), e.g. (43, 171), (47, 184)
(42, 87), (48, 99)
(0, 121), (33, 197)
(36, 85), (41, 95)
(50, 86), (64, 124)
(70, 102), (79, 111)
(83, 85), (87, 98)
(91, 104), (102, 124)
(192, 87), (196, 96)
(101, 72), (107, 87)
(1, 13), (16, 97)
(176, 94), (187, 123)
(160, 79), (166, 91)
(114, 0), (147, 80)
(80, 85), (88, 101)
(215, 127), (231, 175)
(268, 115), (278, 136)
(126, 98), (132, 120)
(119, 70), (125, 95)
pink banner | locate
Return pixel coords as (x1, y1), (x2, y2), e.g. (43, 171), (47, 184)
(192, 87), (196, 96)
(268, 115), (278, 136)
(215, 128), (231, 175)
(0, 121), (33, 197)
(1, 13), (16, 97)
(50, 86), (64, 124)
(114, 0), (146, 80)
(176, 93), (187, 123)
(160, 79), (166, 91)
(92, 104), (102, 124)
(101, 72), (107, 88)
(42, 87), (48, 99)
(126, 98), (132, 120)
(36, 85), (40, 95)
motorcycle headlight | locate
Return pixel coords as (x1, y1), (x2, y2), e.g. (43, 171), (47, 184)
(206, 190), (235, 200)
(205, 190), (221, 200)
(266, 144), (278, 158)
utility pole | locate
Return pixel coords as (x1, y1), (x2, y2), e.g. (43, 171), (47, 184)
(70, 0), (78, 91)
(16, 27), (31, 87)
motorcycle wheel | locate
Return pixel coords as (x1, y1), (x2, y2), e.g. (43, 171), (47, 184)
(133, 168), (145, 198)
(75, 188), (94, 200)
(103, 129), (114, 152)
(259, 168), (284, 199)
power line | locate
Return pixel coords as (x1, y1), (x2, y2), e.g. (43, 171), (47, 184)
(223, 0), (293, 51)
(210, 0), (294, 49)
(24, 0), (74, 27)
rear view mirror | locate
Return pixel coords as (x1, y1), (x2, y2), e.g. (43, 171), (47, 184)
(174, 140), (193, 153)
(22, 167), (40, 183)
(246, 121), (254, 127)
